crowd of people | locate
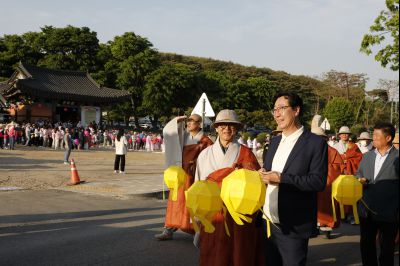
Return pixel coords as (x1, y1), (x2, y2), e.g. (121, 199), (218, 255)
(0, 120), (164, 155)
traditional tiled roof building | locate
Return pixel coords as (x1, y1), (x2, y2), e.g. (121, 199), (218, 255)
(0, 63), (130, 124)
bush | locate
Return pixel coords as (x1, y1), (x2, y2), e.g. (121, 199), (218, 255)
(323, 97), (355, 132)
(241, 132), (251, 141)
(350, 124), (369, 136)
(256, 132), (267, 145)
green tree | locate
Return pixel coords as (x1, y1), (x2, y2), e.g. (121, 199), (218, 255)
(323, 97), (356, 132)
(90, 43), (116, 88)
(0, 32), (43, 77)
(246, 76), (279, 111)
(200, 70), (236, 112)
(38, 25), (100, 71)
(321, 70), (368, 100)
(109, 32), (160, 127)
(142, 64), (200, 128)
(360, 0), (399, 71)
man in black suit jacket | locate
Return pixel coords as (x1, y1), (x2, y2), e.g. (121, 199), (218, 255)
(356, 122), (399, 266)
(259, 92), (328, 266)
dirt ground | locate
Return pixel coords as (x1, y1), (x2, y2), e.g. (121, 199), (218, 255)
(0, 146), (165, 190)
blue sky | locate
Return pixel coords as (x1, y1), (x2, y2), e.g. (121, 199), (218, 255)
(1, 0), (398, 90)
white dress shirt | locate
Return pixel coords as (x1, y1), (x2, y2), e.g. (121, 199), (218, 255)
(373, 146), (393, 179)
(264, 126), (304, 223)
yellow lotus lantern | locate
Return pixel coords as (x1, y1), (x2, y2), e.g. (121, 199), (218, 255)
(331, 175), (363, 224)
(164, 166), (187, 201)
(221, 169), (266, 225)
(185, 181), (223, 233)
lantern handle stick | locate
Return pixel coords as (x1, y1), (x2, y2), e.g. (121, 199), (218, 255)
(360, 199), (377, 215)
(332, 196), (338, 222)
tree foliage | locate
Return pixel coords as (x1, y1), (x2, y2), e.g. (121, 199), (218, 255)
(321, 70), (368, 100)
(109, 32), (160, 126)
(360, 0), (399, 71)
(323, 97), (356, 132)
(142, 63), (201, 127)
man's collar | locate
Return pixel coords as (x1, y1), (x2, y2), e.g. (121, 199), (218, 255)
(281, 126), (304, 142)
(188, 129), (202, 139)
(374, 145), (393, 156)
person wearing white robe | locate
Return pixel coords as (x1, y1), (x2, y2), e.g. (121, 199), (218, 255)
(356, 132), (373, 154)
(252, 137), (258, 154)
(155, 114), (212, 240)
(194, 109), (264, 266)
(247, 137), (253, 149)
(145, 134), (151, 151)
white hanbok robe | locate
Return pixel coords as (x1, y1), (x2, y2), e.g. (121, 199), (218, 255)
(195, 139), (241, 181)
(163, 117), (206, 167)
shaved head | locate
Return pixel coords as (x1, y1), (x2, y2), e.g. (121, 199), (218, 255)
(188, 114), (202, 123)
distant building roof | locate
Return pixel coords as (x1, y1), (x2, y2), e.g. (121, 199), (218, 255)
(1, 63), (130, 104)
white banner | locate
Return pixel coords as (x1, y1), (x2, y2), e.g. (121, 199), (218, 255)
(81, 106), (100, 126)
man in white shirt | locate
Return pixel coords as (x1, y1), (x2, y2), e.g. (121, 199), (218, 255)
(259, 92), (328, 266)
(356, 122), (398, 266)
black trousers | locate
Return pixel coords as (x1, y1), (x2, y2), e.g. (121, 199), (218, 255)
(360, 216), (398, 266)
(264, 220), (309, 266)
(114, 155), (125, 172)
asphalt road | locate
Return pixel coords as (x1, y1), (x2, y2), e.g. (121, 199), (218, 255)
(0, 190), (398, 266)
(0, 190), (197, 266)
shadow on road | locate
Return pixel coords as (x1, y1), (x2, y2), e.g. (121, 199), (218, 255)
(308, 242), (361, 265)
(0, 156), (61, 166)
(0, 206), (166, 224)
(0, 206), (198, 265)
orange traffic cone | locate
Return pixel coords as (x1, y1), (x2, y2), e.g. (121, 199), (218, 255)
(68, 159), (85, 186)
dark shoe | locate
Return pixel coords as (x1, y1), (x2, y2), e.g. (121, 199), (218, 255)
(320, 227), (332, 239)
(323, 230), (332, 239)
(154, 228), (174, 241)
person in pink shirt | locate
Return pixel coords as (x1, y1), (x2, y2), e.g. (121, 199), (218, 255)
(7, 122), (17, 150)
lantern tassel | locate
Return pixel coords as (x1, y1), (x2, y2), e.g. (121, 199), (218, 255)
(199, 215), (215, 233)
(224, 199), (252, 225)
(258, 207), (279, 238)
(352, 203), (360, 224)
(190, 213), (200, 233)
(171, 186), (178, 201)
(222, 206), (231, 237)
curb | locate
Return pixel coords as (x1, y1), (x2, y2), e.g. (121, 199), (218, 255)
(56, 185), (170, 200)
(128, 190), (170, 200)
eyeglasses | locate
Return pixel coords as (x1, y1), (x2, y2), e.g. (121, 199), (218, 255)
(187, 120), (200, 123)
(272, 105), (291, 115)
(218, 124), (237, 130)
